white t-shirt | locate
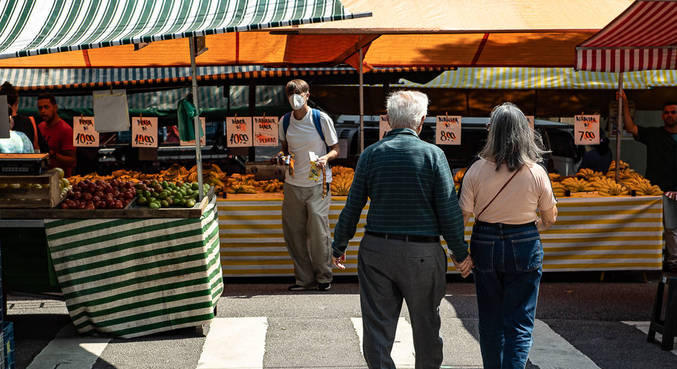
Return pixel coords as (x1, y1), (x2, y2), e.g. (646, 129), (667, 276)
(459, 159), (557, 224)
(278, 109), (338, 187)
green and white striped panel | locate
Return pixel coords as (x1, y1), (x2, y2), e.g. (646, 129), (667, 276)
(0, 0), (370, 59)
(44, 198), (223, 339)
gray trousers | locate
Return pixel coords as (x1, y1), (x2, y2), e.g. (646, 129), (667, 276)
(282, 182), (332, 287)
(664, 195), (677, 266)
(357, 234), (447, 369)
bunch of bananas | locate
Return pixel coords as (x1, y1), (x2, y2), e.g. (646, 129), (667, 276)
(261, 179), (284, 193)
(548, 173), (561, 182)
(621, 177), (663, 196)
(331, 166), (355, 196)
(576, 168), (604, 180)
(227, 173), (257, 194)
(453, 168), (467, 185)
(561, 177), (595, 193)
(597, 182), (630, 196)
(551, 181), (567, 198)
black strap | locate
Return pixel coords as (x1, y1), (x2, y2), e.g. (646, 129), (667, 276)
(476, 165), (523, 221)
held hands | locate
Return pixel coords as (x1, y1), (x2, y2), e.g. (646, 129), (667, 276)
(452, 256), (474, 278)
(665, 191), (677, 201)
(332, 254), (346, 270)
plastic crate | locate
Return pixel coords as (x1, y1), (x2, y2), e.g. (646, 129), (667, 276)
(2, 322), (14, 369)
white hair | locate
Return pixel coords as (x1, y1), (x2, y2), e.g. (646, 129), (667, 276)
(386, 90), (428, 130)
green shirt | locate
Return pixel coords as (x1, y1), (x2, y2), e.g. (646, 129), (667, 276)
(332, 128), (468, 261)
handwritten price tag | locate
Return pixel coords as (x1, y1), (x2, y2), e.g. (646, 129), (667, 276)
(180, 117), (206, 147)
(574, 114), (600, 145)
(526, 115), (535, 130)
(253, 117), (278, 147)
(73, 116), (99, 147)
(131, 117), (158, 148)
(436, 116), (461, 145)
(379, 115), (391, 140)
(227, 116), (253, 147)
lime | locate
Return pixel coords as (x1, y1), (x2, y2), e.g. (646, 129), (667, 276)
(161, 200), (169, 208)
(149, 202), (160, 209)
(185, 199), (196, 207)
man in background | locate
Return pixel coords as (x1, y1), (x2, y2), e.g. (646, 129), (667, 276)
(37, 94), (76, 177)
(620, 91), (677, 272)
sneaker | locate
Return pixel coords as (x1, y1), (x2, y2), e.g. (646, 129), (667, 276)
(318, 282), (331, 291)
(288, 284), (309, 292)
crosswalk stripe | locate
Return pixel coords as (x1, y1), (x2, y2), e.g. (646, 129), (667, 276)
(26, 325), (110, 369)
(530, 319), (601, 369)
(351, 317), (416, 368)
(196, 317), (268, 369)
(621, 321), (677, 356)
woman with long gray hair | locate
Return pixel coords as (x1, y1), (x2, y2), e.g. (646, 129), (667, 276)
(459, 102), (558, 369)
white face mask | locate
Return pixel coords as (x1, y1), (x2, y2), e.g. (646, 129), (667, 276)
(289, 93), (306, 110)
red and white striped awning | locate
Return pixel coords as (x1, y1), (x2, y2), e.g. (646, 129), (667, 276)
(576, 0), (677, 72)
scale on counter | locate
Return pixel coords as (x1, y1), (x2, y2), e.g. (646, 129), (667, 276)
(0, 153), (49, 175)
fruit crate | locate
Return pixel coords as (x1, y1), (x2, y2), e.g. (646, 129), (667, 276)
(0, 170), (63, 208)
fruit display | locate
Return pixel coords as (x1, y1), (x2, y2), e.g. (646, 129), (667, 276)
(135, 180), (208, 209)
(450, 160), (662, 198)
(60, 179), (136, 209)
(226, 174), (258, 194)
(550, 161), (662, 197)
(331, 166), (354, 196)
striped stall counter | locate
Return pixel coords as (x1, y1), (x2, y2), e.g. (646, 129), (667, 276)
(218, 196), (664, 276)
(44, 198), (223, 338)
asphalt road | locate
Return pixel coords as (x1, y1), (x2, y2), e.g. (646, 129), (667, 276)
(7, 276), (677, 369)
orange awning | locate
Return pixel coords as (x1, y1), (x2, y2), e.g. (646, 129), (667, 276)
(0, 0), (632, 69)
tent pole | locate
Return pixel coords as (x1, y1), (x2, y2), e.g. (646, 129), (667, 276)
(359, 48), (364, 153)
(189, 36), (204, 201)
(615, 72), (623, 184)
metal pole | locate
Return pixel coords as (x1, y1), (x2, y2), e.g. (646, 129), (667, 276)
(615, 72), (623, 184)
(359, 48), (364, 153)
(189, 36), (204, 200)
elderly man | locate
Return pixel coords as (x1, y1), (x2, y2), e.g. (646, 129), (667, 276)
(332, 90), (472, 369)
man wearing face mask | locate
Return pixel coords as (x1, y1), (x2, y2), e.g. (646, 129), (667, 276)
(279, 79), (340, 291)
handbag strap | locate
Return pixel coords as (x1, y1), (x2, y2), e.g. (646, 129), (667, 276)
(476, 165), (523, 221)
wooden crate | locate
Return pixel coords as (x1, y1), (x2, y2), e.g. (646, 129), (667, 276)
(0, 170), (62, 208)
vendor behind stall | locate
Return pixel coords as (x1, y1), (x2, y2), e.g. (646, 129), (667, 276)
(620, 91), (677, 272)
(37, 94), (76, 177)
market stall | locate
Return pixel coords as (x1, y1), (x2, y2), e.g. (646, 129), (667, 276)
(216, 194), (663, 276)
(0, 188), (222, 338)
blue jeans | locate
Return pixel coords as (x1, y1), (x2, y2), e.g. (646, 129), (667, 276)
(470, 221), (543, 369)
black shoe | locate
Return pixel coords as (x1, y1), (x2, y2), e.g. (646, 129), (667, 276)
(288, 284), (309, 291)
(318, 283), (331, 291)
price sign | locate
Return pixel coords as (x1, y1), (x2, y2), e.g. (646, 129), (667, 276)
(574, 114), (600, 145)
(227, 116), (253, 147)
(379, 115), (391, 140)
(253, 116), (278, 147)
(131, 117), (158, 148)
(73, 116), (99, 147)
(526, 115), (535, 130)
(435, 115), (461, 145)
(180, 117), (206, 146)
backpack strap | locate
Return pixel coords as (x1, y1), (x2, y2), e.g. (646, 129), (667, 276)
(282, 112), (291, 140)
(311, 108), (326, 143)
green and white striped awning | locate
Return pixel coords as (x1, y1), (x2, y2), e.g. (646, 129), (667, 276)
(0, 0), (370, 59)
(398, 68), (677, 90)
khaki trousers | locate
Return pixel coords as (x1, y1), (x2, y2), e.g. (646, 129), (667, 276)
(282, 182), (332, 286)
